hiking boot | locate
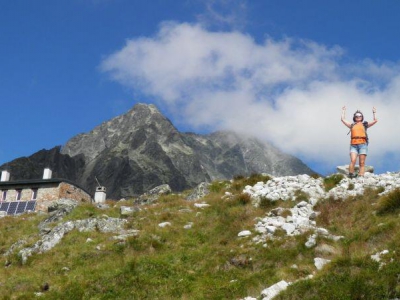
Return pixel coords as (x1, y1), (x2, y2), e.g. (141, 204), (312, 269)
(348, 173), (357, 179)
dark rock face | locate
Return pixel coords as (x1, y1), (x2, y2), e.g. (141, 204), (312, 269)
(0, 103), (315, 199)
(0, 146), (85, 182)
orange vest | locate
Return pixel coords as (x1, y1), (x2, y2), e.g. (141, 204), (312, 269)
(351, 122), (367, 145)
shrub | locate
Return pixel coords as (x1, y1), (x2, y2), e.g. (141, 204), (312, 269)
(259, 197), (277, 209)
(323, 174), (344, 191)
(348, 183), (355, 190)
(245, 173), (271, 186)
(294, 190), (309, 202)
(234, 193), (252, 206)
(231, 173), (272, 192)
(209, 181), (229, 193)
(376, 186), (385, 194)
(376, 188), (400, 215)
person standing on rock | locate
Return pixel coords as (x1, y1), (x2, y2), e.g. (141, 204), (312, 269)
(341, 106), (378, 178)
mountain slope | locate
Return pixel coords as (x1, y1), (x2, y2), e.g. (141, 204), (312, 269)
(1, 173), (400, 299)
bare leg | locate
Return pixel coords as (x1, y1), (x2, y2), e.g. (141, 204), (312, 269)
(359, 154), (366, 176)
(349, 152), (358, 174)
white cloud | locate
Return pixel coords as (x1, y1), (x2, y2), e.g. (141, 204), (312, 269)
(101, 22), (400, 174)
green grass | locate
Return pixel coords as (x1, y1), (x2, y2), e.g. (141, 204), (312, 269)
(1, 176), (400, 299)
(376, 188), (400, 215)
(323, 174), (344, 192)
(230, 173), (272, 192)
(275, 187), (400, 299)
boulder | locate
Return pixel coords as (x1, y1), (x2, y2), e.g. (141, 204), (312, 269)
(158, 222), (171, 228)
(47, 198), (78, 213)
(186, 182), (211, 201)
(135, 184), (172, 204)
(238, 230), (252, 237)
(314, 257), (331, 270)
(261, 280), (289, 300)
(120, 206), (140, 216)
(194, 203), (210, 208)
(38, 198), (79, 230)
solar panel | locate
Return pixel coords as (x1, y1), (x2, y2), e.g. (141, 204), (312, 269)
(26, 200), (36, 211)
(0, 202), (10, 212)
(7, 202), (18, 215)
(15, 201), (28, 214)
(0, 201), (37, 215)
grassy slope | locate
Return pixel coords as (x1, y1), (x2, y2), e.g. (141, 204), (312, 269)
(0, 175), (400, 299)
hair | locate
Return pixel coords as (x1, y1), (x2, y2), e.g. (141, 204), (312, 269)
(353, 110), (364, 122)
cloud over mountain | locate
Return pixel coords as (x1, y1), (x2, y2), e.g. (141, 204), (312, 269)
(101, 22), (400, 174)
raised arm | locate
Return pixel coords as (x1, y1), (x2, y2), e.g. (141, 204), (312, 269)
(368, 107), (378, 127)
(341, 106), (352, 128)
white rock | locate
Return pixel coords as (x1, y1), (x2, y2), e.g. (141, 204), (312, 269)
(314, 257), (331, 270)
(261, 280), (289, 300)
(158, 222), (171, 228)
(305, 234), (317, 248)
(194, 203), (210, 208)
(293, 216), (310, 227)
(120, 206), (139, 216)
(265, 216), (285, 227)
(316, 228), (329, 236)
(266, 226), (276, 234)
(371, 249), (389, 262)
(184, 223), (193, 229)
(296, 201), (308, 208)
(282, 223), (296, 235)
(255, 226), (267, 234)
(238, 230), (252, 237)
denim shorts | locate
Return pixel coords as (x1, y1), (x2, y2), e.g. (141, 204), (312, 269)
(350, 143), (368, 155)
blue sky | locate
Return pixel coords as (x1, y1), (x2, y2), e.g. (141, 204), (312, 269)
(1, 0), (400, 175)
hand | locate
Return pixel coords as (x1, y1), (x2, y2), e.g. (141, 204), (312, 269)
(372, 107), (376, 113)
(342, 106), (346, 111)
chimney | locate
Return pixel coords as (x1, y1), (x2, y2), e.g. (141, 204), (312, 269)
(1, 171), (10, 182)
(94, 186), (107, 203)
(43, 168), (52, 180)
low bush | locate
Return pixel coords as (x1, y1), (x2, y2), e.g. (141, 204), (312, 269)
(259, 197), (277, 209)
(376, 188), (400, 215)
(323, 174), (344, 191)
(231, 173), (271, 192)
(209, 181), (229, 193)
(234, 193), (252, 206)
(294, 190), (309, 202)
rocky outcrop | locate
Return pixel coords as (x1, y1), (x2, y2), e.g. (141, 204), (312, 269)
(134, 184), (172, 204)
(1, 103), (315, 199)
(185, 182), (211, 201)
(38, 199), (79, 232)
(243, 172), (400, 205)
(18, 216), (136, 264)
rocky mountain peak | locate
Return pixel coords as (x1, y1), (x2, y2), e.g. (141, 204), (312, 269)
(61, 103), (177, 162)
